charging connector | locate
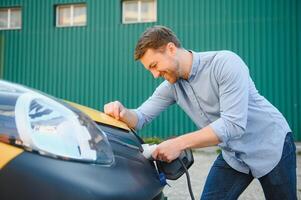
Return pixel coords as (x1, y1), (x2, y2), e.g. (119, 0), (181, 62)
(141, 144), (195, 200)
(141, 144), (157, 159)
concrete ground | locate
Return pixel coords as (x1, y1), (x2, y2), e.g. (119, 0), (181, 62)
(163, 144), (301, 200)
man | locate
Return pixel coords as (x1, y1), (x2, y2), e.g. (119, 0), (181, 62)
(104, 26), (296, 199)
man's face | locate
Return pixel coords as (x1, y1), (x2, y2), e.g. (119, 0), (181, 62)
(140, 44), (181, 84)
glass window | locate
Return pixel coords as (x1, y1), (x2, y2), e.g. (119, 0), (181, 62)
(123, 1), (139, 23)
(10, 8), (22, 28)
(0, 9), (8, 29)
(0, 7), (21, 30)
(58, 6), (71, 26)
(141, 0), (156, 21)
(123, 0), (156, 24)
(73, 4), (86, 25)
(56, 4), (86, 27)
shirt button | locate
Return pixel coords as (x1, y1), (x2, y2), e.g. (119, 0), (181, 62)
(200, 113), (204, 116)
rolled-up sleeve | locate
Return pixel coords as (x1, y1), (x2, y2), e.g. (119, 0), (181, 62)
(209, 51), (249, 143)
(133, 81), (176, 130)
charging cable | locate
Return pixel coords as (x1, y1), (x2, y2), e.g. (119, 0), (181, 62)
(179, 158), (195, 200)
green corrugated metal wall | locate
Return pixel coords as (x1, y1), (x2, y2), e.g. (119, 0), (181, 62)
(0, 0), (300, 140)
(0, 34), (3, 78)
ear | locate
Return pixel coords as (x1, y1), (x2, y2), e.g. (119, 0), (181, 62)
(166, 42), (177, 56)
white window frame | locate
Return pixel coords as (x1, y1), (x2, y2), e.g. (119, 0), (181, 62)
(56, 4), (87, 28)
(0, 7), (22, 30)
(122, 0), (157, 24)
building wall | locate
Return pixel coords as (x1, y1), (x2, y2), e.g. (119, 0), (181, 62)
(0, 0), (300, 140)
(0, 34), (3, 78)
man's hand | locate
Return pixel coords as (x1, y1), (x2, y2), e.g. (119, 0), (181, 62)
(104, 101), (126, 120)
(152, 137), (183, 163)
(152, 126), (221, 163)
(103, 101), (138, 129)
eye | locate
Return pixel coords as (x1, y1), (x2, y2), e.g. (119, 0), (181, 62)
(149, 63), (157, 69)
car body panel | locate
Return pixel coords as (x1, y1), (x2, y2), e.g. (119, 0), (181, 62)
(0, 123), (164, 200)
(0, 139), (163, 200)
(0, 142), (23, 169)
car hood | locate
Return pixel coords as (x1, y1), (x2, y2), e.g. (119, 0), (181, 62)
(65, 101), (130, 131)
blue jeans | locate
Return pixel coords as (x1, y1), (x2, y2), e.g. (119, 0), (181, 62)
(201, 132), (297, 200)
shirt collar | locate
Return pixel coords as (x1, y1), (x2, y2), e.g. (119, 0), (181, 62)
(187, 50), (200, 81)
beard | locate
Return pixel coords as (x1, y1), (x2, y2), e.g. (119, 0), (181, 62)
(163, 71), (178, 84)
(164, 76), (174, 84)
(158, 58), (181, 84)
(166, 60), (181, 84)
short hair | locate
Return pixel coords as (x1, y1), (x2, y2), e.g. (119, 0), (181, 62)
(134, 25), (181, 60)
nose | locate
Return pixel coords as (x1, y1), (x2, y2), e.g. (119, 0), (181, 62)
(151, 70), (160, 78)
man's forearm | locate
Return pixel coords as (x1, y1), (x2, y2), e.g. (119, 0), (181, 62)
(152, 126), (221, 162)
(176, 126), (221, 150)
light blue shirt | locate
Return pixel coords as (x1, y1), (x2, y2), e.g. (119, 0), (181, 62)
(134, 50), (291, 178)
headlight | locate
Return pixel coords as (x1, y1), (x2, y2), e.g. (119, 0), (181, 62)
(0, 80), (114, 165)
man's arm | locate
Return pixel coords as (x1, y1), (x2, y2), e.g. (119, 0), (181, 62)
(104, 81), (176, 130)
(152, 126), (220, 162)
(134, 81), (176, 130)
(209, 51), (249, 143)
